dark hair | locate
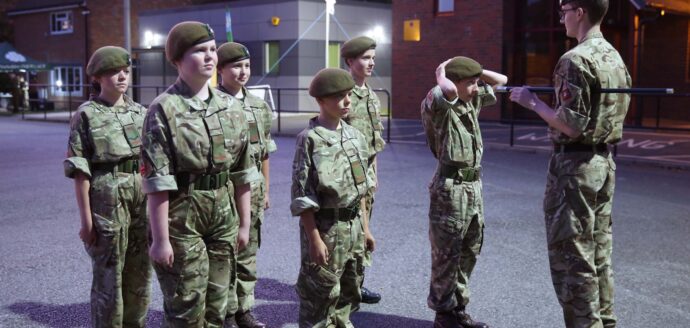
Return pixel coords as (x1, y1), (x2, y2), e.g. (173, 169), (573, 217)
(569, 0), (609, 24)
(90, 80), (101, 95)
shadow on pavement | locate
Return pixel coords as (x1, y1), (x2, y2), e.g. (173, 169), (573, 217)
(255, 277), (299, 303)
(253, 278), (433, 328)
(352, 311), (433, 328)
(6, 301), (164, 327)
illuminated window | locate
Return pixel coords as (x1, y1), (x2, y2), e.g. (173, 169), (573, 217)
(50, 11), (73, 35)
(436, 0), (454, 15)
(51, 66), (83, 97)
(328, 42), (340, 68)
(264, 41), (280, 75)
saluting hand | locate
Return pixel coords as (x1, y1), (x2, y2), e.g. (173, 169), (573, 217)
(149, 240), (174, 268)
(309, 237), (329, 266)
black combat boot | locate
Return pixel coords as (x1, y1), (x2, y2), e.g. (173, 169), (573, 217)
(235, 310), (266, 328)
(454, 307), (489, 328)
(224, 315), (239, 328)
(360, 287), (381, 304)
(434, 311), (462, 328)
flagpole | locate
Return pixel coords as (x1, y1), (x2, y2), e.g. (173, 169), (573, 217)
(325, 0), (335, 68)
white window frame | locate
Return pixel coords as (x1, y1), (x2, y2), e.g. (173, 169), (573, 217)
(50, 11), (73, 35)
(51, 66), (83, 97)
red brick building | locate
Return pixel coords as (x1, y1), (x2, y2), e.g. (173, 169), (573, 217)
(4, 0), (200, 106)
(392, 0), (690, 128)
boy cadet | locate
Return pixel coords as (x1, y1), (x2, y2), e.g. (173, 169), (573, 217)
(340, 35), (385, 305)
(216, 42), (276, 328)
(291, 68), (375, 327)
(421, 57), (507, 328)
(509, 1), (631, 327)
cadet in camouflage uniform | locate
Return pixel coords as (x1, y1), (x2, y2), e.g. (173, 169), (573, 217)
(64, 46), (151, 328)
(341, 36), (385, 306)
(509, 1), (631, 327)
(421, 57), (507, 328)
(216, 42), (277, 328)
(141, 22), (259, 328)
(291, 68), (375, 328)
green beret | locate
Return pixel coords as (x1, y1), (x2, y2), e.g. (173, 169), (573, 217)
(165, 21), (215, 63)
(217, 42), (250, 68)
(86, 46), (130, 77)
(445, 56), (483, 82)
(309, 68), (355, 98)
(340, 36), (376, 59)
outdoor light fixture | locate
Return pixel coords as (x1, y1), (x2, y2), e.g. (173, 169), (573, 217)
(143, 30), (163, 49)
(365, 25), (386, 43)
(404, 19), (420, 42)
(271, 16), (280, 26)
(55, 80), (63, 87)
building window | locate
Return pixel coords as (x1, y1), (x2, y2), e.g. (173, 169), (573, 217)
(51, 66), (83, 97)
(264, 41), (280, 75)
(50, 11), (73, 35)
(436, 0), (454, 15)
(687, 21), (690, 82)
(328, 42), (340, 68)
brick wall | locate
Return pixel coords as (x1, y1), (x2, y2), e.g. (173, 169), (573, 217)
(391, 0), (504, 119)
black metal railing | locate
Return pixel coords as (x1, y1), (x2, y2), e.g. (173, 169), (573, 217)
(502, 92), (690, 147)
(19, 84), (393, 143)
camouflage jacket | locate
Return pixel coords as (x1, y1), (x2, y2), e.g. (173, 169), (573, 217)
(217, 85), (277, 171)
(343, 83), (385, 157)
(421, 84), (496, 168)
(551, 32), (632, 144)
(140, 78), (259, 193)
(64, 95), (146, 178)
(290, 117), (372, 216)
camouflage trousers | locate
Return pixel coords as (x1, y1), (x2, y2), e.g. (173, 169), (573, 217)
(296, 215), (365, 328)
(153, 185), (238, 328)
(227, 179), (265, 315)
(544, 152), (617, 328)
(86, 171), (151, 328)
(361, 188), (375, 268)
(427, 175), (484, 312)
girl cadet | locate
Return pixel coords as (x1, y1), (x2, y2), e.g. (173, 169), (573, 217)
(64, 46), (151, 327)
(216, 41), (277, 328)
(140, 21), (258, 327)
(291, 68), (376, 328)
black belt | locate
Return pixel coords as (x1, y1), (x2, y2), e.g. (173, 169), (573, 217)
(438, 164), (481, 182)
(554, 143), (609, 154)
(92, 158), (139, 174)
(176, 171), (230, 191)
(368, 155), (376, 165)
(316, 206), (360, 221)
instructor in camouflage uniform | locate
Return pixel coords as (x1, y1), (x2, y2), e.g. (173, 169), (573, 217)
(291, 68), (375, 328)
(216, 41), (277, 328)
(421, 57), (507, 328)
(509, 1), (631, 327)
(141, 21), (258, 328)
(341, 36), (385, 305)
(65, 46), (151, 327)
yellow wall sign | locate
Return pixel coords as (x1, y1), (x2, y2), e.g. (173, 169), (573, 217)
(404, 19), (420, 42)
